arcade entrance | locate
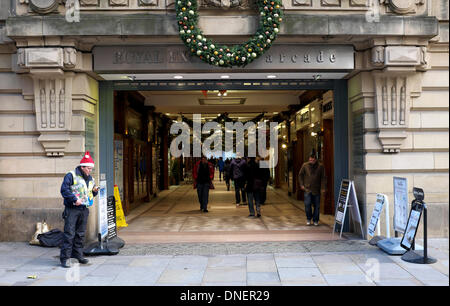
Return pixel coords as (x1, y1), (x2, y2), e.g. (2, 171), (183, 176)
(99, 78), (349, 242)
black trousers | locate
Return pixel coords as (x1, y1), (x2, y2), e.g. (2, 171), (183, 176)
(60, 206), (89, 261)
(234, 177), (247, 204)
(197, 183), (210, 210)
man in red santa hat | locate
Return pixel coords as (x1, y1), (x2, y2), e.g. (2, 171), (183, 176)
(59, 151), (100, 268)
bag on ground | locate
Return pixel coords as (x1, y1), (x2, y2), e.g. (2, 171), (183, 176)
(37, 229), (64, 248)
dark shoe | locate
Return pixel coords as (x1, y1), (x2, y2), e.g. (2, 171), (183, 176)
(60, 259), (70, 268)
(248, 214), (255, 218)
(203, 209), (209, 213)
(257, 214), (261, 218)
(76, 257), (89, 264)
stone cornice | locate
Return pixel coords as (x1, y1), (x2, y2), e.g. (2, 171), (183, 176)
(6, 13), (439, 38)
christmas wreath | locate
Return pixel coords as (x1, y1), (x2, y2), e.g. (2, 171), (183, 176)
(175, 0), (283, 68)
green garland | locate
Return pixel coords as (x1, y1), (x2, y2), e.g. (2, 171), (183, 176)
(175, 0), (283, 68)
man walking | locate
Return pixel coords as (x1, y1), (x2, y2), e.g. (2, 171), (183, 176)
(217, 157), (225, 181)
(230, 156), (247, 207)
(298, 153), (326, 226)
(60, 151), (99, 268)
(193, 156), (215, 212)
(224, 158), (231, 191)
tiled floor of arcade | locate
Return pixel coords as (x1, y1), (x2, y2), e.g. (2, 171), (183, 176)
(118, 173), (338, 244)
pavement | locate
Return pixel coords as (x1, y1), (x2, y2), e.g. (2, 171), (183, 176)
(1, 176), (447, 286)
(0, 238), (448, 286)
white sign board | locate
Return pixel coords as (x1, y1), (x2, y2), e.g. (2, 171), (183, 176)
(401, 209), (421, 250)
(368, 194), (386, 237)
(98, 180), (108, 239)
(393, 177), (409, 233)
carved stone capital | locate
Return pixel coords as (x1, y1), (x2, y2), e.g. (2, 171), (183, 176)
(372, 69), (422, 153)
(369, 45), (429, 71)
(16, 47), (78, 71)
(29, 71), (75, 157)
(371, 46), (385, 67)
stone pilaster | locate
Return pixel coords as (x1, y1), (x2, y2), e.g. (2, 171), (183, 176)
(369, 45), (427, 153)
(17, 47), (78, 156)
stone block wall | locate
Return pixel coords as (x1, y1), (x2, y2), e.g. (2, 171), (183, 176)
(349, 42), (449, 238)
(0, 46), (100, 241)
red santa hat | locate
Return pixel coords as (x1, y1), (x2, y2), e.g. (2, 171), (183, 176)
(79, 151), (94, 167)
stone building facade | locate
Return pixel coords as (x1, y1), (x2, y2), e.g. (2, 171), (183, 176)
(0, 0), (448, 241)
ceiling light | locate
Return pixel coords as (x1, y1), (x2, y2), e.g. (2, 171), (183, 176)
(173, 75), (183, 79)
(281, 144), (287, 149)
(267, 75), (277, 79)
(221, 75), (230, 79)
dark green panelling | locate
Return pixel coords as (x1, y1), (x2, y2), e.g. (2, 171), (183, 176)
(99, 81), (114, 197)
(333, 79), (350, 232)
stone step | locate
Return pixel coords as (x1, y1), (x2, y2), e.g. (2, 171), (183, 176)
(119, 229), (341, 244)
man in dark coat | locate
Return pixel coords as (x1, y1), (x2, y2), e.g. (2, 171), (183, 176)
(193, 156), (215, 212)
(223, 158), (232, 191)
(298, 153), (326, 226)
(244, 157), (261, 217)
(60, 152), (99, 268)
(230, 156), (247, 206)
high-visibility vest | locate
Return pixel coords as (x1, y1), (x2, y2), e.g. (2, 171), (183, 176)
(69, 170), (95, 207)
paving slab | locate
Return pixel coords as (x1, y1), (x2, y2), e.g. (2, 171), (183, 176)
(207, 255), (246, 268)
(323, 274), (376, 286)
(76, 276), (116, 286)
(274, 254), (316, 268)
(88, 264), (128, 277)
(202, 267), (247, 283)
(247, 258), (277, 272)
(277, 267), (326, 285)
(247, 272), (281, 285)
(110, 267), (165, 286)
(157, 268), (205, 285)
